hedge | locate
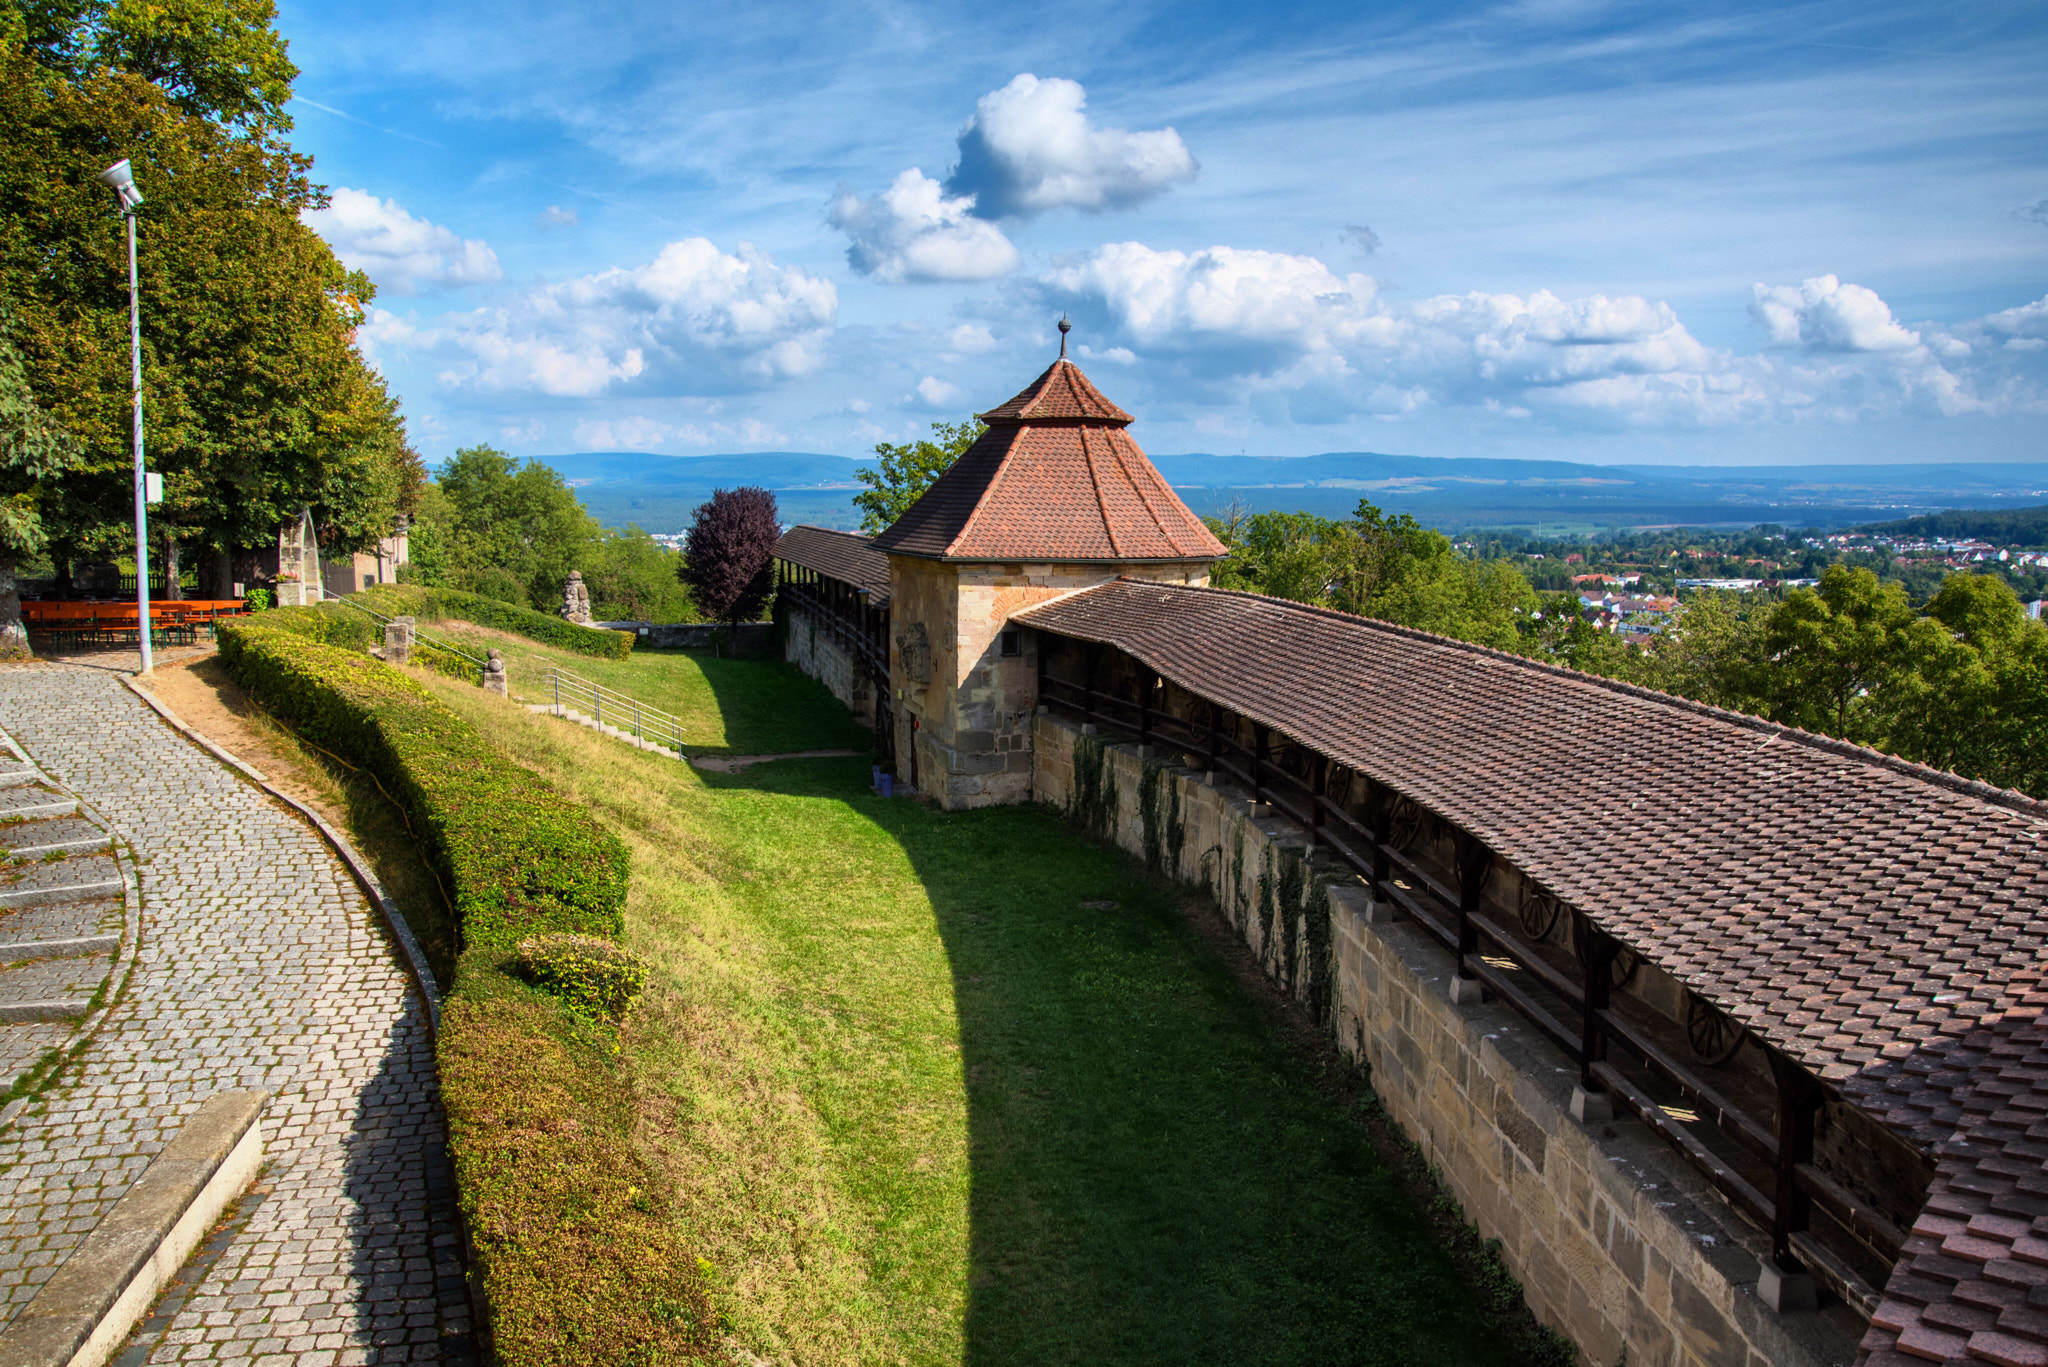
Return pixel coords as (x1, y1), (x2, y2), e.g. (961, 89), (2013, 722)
(357, 584), (635, 660)
(214, 619), (718, 1363)
(218, 618), (625, 949)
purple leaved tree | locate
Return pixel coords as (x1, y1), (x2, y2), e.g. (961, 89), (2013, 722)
(680, 487), (780, 648)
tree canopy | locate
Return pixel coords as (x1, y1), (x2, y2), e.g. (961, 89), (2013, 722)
(0, 0), (418, 588)
(853, 418), (983, 534)
(681, 487), (779, 628)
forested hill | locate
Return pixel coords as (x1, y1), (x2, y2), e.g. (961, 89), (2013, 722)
(1852, 504), (2048, 545)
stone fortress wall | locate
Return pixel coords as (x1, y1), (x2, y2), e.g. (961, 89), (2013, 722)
(783, 602), (874, 724)
(1032, 711), (1851, 1367)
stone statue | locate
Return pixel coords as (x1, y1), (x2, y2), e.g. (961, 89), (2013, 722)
(483, 648), (508, 697)
(383, 615), (415, 666)
(561, 570), (593, 625)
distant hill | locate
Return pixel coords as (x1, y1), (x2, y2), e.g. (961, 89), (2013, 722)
(1851, 503), (2048, 546)
(525, 449), (2048, 537)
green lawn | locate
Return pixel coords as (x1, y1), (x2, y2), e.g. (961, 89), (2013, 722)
(431, 620), (873, 756)
(423, 652), (1516, 1367)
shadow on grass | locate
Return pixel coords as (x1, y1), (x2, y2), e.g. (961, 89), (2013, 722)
(683, 648), (875, 758)
(711, 754), (1516, 1367)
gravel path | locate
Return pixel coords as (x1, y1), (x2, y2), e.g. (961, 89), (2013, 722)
(0, 663), (470, 1366)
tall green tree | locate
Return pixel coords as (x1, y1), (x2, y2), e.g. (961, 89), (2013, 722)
(423, 446), (602, 607)
(853, 418), (983, 533)
(0, 1), (419, 593)
(0, 307), (83, 655)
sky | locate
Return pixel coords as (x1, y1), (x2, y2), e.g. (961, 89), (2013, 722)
(279, 0), (2048, 468)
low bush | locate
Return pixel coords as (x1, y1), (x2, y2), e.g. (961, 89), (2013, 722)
(358, 583), (634, 660)
(214, 619), (714, 1363)
(518, 932), (648, 1024)
(216, 619), (627, 951)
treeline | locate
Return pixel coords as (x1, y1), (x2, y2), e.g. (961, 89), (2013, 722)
(1210, 503), (2048, 798)
(1852, 504), (2048, 545)
(401, 446), (698, 623)
(0, 0), (420, 618)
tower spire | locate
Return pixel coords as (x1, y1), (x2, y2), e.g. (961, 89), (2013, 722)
(1057, 315), (1071, 358)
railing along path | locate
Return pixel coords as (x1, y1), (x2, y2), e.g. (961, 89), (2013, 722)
(535, 666), (686, 756)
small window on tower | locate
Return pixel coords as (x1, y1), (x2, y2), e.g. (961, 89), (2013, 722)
(999, 629), (1021, 658)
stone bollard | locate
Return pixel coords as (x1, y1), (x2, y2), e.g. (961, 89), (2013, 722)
(483, 648), (508, 697)
(384, 616), (415, 665)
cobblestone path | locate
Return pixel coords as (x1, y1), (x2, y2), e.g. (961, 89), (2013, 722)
(0, 664), (470, 1366)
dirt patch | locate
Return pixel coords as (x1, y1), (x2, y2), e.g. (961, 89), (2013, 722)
(138, 652), (349, 826)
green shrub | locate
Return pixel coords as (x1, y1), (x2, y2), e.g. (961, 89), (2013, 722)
(518, 932), (648, 1024)
(357, 583), (633, 659)
(216, 618), (627, 950)
(213, 620), (718, 1363)
(440, 966), (722, 1365)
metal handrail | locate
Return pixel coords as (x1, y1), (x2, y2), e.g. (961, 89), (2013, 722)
(535, 666), (687, 755)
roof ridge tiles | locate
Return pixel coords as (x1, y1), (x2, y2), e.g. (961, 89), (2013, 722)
(1032, 577), (2048, 822)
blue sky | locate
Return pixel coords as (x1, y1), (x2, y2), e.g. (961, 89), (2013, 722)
(281, 0), (2048, 467)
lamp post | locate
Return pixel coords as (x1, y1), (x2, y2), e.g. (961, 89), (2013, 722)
(94, 159), (151, 674)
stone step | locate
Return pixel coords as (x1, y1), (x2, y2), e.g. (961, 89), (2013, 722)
(0, 851), (123, 907)
(0, 897), (123, 949)
(0, 760), (43, 788)
(0, 951), (109, 1021)
(0, 815), (110, 858)
(0, 783), (77, 821)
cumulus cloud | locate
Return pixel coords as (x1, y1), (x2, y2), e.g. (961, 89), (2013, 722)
(535, 205), (579, 230)
(1037, 243), (2048, 426)
(362, 238), (836, 398)
(945, 74), (1198, 219)
(303, 188), (501, 296)
(827, 170), (1019, 283)
(1750, 275), (1919, 352)
(914, 375), (966, 407)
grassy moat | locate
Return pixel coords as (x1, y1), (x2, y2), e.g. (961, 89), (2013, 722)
(190, 631), (1523, 1366)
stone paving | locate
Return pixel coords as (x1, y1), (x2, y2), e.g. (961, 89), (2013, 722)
(0, 663), (471, 1365)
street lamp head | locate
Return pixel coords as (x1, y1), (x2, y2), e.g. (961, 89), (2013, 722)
(96, 159), (144, 211)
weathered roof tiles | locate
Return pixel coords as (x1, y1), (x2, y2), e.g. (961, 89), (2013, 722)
(872, 358), (1226, 564)
(772, 525), (892, 604)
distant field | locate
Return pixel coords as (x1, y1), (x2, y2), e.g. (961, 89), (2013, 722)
(418, 650), (1522, 1367)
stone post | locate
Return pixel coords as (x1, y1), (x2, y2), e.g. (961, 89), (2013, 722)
(483, 648), (508, 697)
(384, 616), (415, 665)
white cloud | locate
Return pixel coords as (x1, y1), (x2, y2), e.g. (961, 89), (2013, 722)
(946, 323), (999, 353)
(827, 169), (1019, 283)
(1750, 275), (1919, 352)
(1077, 344), (1137, 364)
(915, 375), (966, 407)
(1039, 242), (2048, 426)
(572, 415), (785, 450)
(535, 204), (579, 230)
(946, 74), (1197, 219)
(303, 188), (501, 296)
(362, 238), (836, 398)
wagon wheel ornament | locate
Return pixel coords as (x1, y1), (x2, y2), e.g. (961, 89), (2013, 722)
(1571, 913), (1642, 991)
(1686, 993), (1748, 1067)
(1385, 795), (1423, 853)
(1517, 884), (1562, 941)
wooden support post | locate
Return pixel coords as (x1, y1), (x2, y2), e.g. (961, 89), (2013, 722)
(1370, 784), (1391, 894)
(1453, 832), (1490, 988)
(1139, 674), (1152, 749)
(1205, 701), (1220, 777)
(1576, 913), (1617, 1093)
(1250, 723), (1268, 805)
(1767, 1049), (1822, 1269)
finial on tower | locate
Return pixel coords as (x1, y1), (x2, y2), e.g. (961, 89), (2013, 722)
(1057, 315), (1071, 358)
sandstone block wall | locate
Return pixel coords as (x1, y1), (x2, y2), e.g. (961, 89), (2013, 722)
(784, 606), (871, 721)
(1032, 711), (1854, 1367)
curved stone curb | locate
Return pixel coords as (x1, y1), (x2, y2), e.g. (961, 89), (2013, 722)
(0, 1088), (267, 1367)
(119, 676), (443, 1036)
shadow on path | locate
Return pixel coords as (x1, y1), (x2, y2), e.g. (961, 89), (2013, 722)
(713, 755), (1514, 1367)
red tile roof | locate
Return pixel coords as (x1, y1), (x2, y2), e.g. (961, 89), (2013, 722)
(772, 525), (891, 604)
(1013, 578), (2048, 1109)
(1857, 1002), (2048, 1366)
(872, 359), (1226, 564)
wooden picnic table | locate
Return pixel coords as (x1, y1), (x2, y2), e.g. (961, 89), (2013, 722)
(22, 599), (248, 646)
